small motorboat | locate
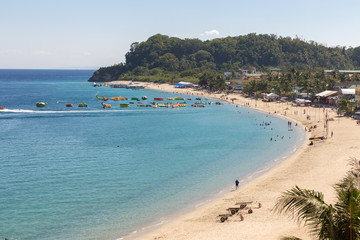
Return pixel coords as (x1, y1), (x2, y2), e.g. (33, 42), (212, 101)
(142, 96), (147, 100)
(36, 102), (47, 107)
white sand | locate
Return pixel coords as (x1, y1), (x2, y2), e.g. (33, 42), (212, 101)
(113, 81), (360, 240)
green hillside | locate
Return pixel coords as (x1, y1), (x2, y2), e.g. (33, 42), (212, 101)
(89, 33), (360, 82)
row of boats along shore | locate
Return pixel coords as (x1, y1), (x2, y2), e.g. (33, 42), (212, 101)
(14, 95), (223, 110)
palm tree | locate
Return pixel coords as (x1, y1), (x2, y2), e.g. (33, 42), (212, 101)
(274, 159), (360, 240)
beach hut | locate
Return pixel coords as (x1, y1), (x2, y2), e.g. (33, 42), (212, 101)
(315, 90), (338, 104)
(267, 93), (279, 98)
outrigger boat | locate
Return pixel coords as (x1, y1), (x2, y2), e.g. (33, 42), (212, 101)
(36, 102), (47, 107)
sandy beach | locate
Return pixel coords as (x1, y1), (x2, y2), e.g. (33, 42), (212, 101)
(114, 81), (360, 240)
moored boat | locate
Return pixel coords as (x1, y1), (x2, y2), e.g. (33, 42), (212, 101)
(111, 96), (125, 101)
(0, 107), (6, 110)
(174, 97), (184, 100)
(142, 96), (147, 100)
(179, 104), (187, 107)
(131, 97), (139, 101)
(78, 102), (88, 107)
(120, 103), (130, 107)
(191, 104), (205, 108)
(36, 102), (47, 107)
(102, 103), (111, 108)
(172, 103), (180, 108)
(66, 103), (73, 107)
(154, 98), (164, 101)
(96, 95), (109, 101)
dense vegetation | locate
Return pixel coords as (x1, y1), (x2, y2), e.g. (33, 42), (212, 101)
(89, 33), (360, 83)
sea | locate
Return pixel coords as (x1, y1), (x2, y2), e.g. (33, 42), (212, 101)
(0, 69), (305, 240)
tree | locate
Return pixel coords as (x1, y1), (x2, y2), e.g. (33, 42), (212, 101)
(337, 99), (355, 116)
(274, 159), (360, 240)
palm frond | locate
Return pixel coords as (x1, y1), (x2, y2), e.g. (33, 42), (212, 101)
(274, 186), (335, 239)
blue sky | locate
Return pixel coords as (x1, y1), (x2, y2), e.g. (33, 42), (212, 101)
(1, 0), (360, 69)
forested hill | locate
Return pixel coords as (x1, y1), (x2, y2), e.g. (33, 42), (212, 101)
(89, 33), (360, 82)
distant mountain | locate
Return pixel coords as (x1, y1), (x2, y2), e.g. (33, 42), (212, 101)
(89, 33), (360, 82)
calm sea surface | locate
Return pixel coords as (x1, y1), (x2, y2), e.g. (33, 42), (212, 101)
(0, 69), (305, 240)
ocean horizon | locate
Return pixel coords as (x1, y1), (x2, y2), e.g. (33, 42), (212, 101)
(0, 69), (305, 240)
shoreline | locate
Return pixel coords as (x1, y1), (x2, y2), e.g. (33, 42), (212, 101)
(114, 81), (359, 240)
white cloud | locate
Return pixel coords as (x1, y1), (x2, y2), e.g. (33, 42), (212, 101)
(201, 30), (220, 37)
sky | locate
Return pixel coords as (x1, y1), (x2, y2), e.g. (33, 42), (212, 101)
(1, 0), (360, 69)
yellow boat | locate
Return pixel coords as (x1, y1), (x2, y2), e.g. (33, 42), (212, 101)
(111, 96), (125, 101)
(179, 104), (187, 107)
(158, 103), (170, 108)
(102, 103), (111, 108)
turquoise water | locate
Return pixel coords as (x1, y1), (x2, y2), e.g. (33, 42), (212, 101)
(0, 70), (305, 240)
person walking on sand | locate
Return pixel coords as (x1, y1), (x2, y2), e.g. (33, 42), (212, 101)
(235, 179), (239, 189)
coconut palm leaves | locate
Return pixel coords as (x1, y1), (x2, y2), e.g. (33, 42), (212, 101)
(274, 159), (360, 240)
